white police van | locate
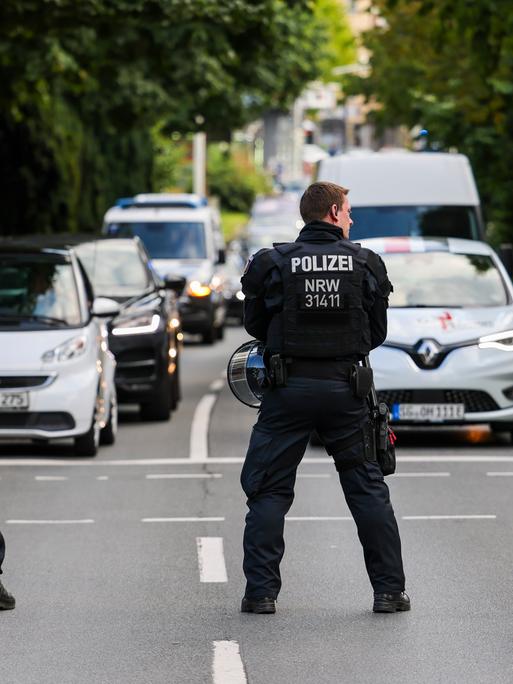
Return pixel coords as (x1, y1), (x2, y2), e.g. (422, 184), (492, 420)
(318, 150), (485, 242)
(103, 194), (227, 344)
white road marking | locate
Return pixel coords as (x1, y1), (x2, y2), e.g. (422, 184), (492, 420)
(486, 472), (513, 477)
(146, 473), (222, 480)
(141, 517), (225, 523)
(286, 516), (353, 521)
(297, 474), (331, 479)
(190, 393), (218, 462)
(391, 472), (450, 478)
(197, 537), (228, 583)
(209, 378), (224, 392)
(1, 455), (513, 467)
(6, 519), (94, 524)
(96, 476), (109, 480)
(212, 641), (247, 684)
(402, 515), (496, 520)
(35, 475), (68, 481)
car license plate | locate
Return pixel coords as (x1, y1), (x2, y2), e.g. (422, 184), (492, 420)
(0, 392), (29, 410)
(392, 403), (465, 422)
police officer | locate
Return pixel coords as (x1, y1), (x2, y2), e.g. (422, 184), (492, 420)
(239, 181), (409, 615)
(0, 530), (15, 610)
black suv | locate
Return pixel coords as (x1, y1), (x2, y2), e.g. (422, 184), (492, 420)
(74, 237), (185, 421)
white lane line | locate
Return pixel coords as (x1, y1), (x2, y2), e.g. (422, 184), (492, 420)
(96, 476), (109, 480)
(197, 537), (228, 583)
(391, 472), (450, 478)
(402, 515), (496, 520)
(35, 476), (68, 481)
(190, 393), (218, 462)
(146, 473), (222, 480)
(286, 516), (352, 521)
(212, 641), (247, 684)
(2, 455), (513, 467)
(486, 472), (513, 477)
(209, 378), (224, 392)
(6, 519), (94, 524)
(297, 474), (331, 479)
(141, 517), (225, 523)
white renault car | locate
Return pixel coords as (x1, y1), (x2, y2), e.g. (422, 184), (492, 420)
(0, 243), (117, 456)
(365, 237), (513, 440)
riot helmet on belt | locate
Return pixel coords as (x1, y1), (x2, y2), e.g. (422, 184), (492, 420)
(227, 340), (267, 408)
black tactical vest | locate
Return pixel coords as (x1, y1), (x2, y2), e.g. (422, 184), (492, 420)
(266, 240), (373, 358)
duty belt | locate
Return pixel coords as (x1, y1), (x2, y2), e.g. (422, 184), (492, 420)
(286, 358), (352, 380)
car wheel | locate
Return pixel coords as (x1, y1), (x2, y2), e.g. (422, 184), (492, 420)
(74, 415), (100, 457)
(100, 394), (118, 446)
(140, 377), (172, 421)
(201, 327), (216, 345)
(216, 324), (225, 341)
(169, 363), (181, 411)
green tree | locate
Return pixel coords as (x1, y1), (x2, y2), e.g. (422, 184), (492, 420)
(0, 0), (325, 234)
(347, 0), (513, 242)
(314, 0), (356, 82)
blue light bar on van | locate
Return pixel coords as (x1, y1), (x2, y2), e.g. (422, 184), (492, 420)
(114, 194), (208, 209)
(115, 197), (136, 208)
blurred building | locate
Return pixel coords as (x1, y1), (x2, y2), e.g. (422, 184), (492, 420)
(246, 0), (408, 185)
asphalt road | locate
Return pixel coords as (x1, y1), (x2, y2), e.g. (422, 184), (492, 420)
(1, 326), (513, 684)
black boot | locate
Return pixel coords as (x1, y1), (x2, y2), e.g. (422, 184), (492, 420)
(0, 580), (15, 610)
(241, 596), (276, 614)
(373, 591), (410, 613)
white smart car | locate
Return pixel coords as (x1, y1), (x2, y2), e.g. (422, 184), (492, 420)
(0, 243), (117, 455)
(365, 237), (513, 440)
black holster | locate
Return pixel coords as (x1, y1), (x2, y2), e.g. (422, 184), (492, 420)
(269, 354), (288, 388)
(361, 356), (396, 476)
(370, 401), (396, 476)
(350, 364), (374, 399)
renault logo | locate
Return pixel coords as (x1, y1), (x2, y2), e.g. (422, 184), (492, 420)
(416, 339), (441, 366)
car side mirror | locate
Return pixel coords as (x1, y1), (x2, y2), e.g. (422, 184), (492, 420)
(91, 297), (121, 317)
(217, 249), (226, 265)
(164, 274), (187, 296)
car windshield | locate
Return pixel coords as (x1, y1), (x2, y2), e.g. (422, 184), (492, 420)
(106, 222), (207, 259)
(76, 241), (151, 298)
(383, 252), (508, 308)
(350, 206), (481, 241)
(0, 257), (81, 327)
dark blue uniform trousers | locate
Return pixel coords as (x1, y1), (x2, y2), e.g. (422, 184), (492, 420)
(241, 376), (405, 600)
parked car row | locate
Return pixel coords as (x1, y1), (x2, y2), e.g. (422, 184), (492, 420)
(0, 233), (186, 457)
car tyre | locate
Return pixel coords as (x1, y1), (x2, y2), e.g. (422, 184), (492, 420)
(74, 415), (100, 457)
(140, 378), (171, 421)
(170, 364), (181, 411)
(201, 327), (216, 345)
(216, 324), (225, 341)
(100, 395), (118, 446)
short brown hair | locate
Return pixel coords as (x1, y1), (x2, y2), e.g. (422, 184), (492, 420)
(299, 181), (349, 223)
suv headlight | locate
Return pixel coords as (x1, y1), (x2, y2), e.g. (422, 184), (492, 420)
(42, 335), (88, 363)
(187, 280), (211, 298)
(112, 313), (161, 336)
(478, 330), (513, 351)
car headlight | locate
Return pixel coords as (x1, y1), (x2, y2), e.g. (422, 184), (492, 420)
(478, 329), (513, 351)
(112, 313), (161, 336)
(187, 280), (211, 297)
(42, 335), (88, 363)
(235, 290), (245, 301)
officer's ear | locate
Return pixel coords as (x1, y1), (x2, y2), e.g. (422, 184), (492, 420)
(328, 203), (339, 222)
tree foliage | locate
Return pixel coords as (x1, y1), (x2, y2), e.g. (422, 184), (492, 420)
(347, 0), (513, 242)
(0, 0), (326, 234)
